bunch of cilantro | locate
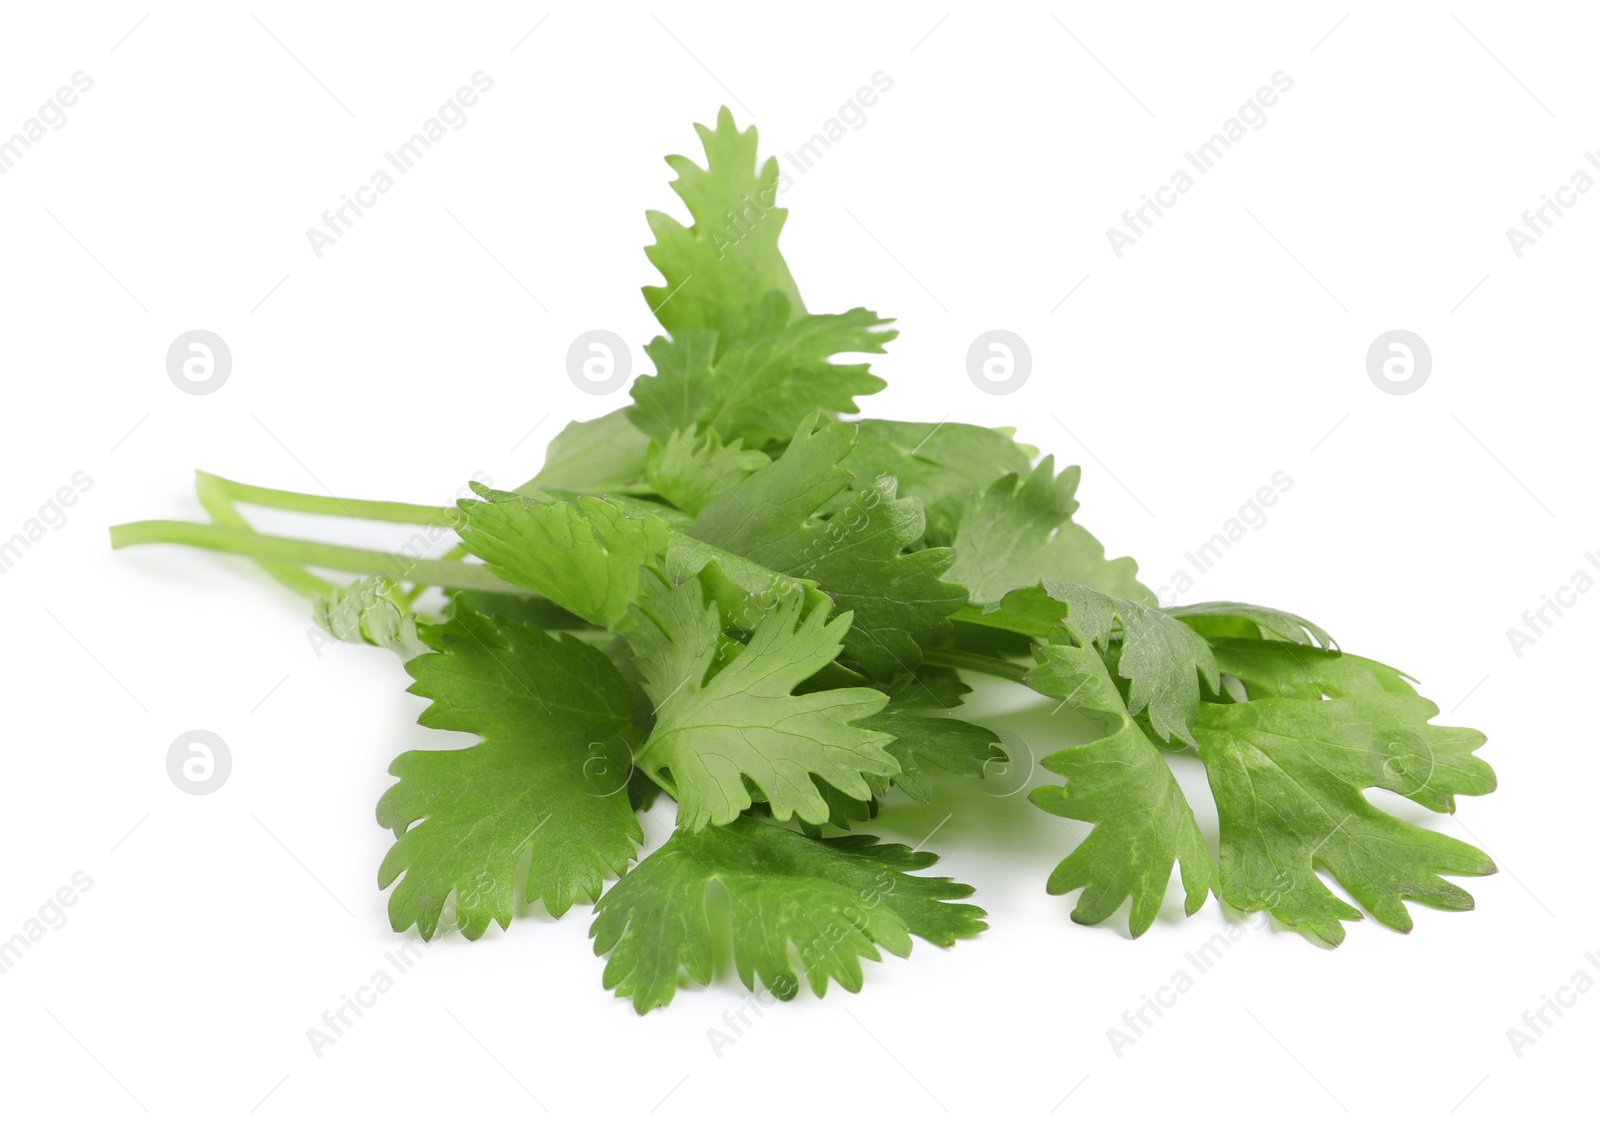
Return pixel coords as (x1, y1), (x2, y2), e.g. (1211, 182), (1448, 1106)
(112, 110), (1496, 1013)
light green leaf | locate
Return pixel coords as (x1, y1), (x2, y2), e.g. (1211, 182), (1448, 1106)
(1027, 644), (1216, 936)
(690, 416), (856, 551)
(521, 408), (652, 495)
(659, 539), (828, 632)
(1171, 601), (1336, 650)
(456, 485), (672, 629)
(377, 600), (644, 938)
(691, 419), (965, 678)
(1194, 681), (1496, 945)
(967, 581), (1218, 744)
(836, 419), (1036, 546)
(645, 427), (769, 515)
(628, 568), (898, 830)
(642, 108), (805, 337)
(630, 295), (894, 446)
(590, 816), (986, 1012)
(313, 576), (430, 661)
(869, 669), (1006, 802)
(947, 456), (1151, 606)
(1210, 637), (1412, 701)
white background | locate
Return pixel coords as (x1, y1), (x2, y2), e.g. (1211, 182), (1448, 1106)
(1, 2), (1593, 1121)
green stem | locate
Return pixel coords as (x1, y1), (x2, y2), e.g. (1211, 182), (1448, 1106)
(641, 764), (680, 804)
(513, 472), (655, 498)
(393, 543), (474, 609)
(194, 473), (333, 599)
(921, 647), (1031, 685)
(951, 604), (1047, 635)
(109, 520), (524, 594)
(196, 471), (460, 527)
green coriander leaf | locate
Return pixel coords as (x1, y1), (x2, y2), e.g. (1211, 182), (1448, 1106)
(659, 541), (829, 632)
(947, 616), (1036, 662)
(313, 576), (430, 661)
(947, 456), (1151, 606)
(870, 669), (1006, 802)
(1194, 678), (1496, 944)
(456, 485), (672, 629)
(966, 581), (1218, 744)
(691, 418), (966, 678)
(643, 107), (804, 337)
(453, 485), (827, 639)
(1210, 639), (1496, 815)
(690, 415), (854, 550)
(630, 294), (894, 446)
(627, 568), (897, 830)
(627, 567), (725, 716)
(543, 489), (693, 530)
(1027, 644), (1216, 936)
(836, 419), (1036, 545)
(439, 588), (589, 633)
(795, 477), (965, 679)
(522, 408), (651, 495)
(1170, 601), (1336, 650)
(1210, 637), (1413, 700)
(377, 600), (644, 938)
(590, 815), (986, 1012)
(790, 780), (877, 831)
(645, 427), (769, 515)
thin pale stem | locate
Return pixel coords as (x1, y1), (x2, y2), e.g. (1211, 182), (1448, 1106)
(194, 472), (333, 599)
(109, 520), (523, 594)
(920, 647), (1031, 685)
(195, 471), (459, 527)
